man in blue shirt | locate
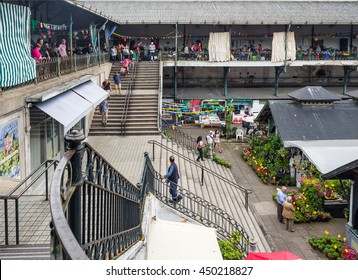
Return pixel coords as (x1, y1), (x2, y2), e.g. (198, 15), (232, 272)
(160, 156), (182, 203)
(276, 186), (287, 224)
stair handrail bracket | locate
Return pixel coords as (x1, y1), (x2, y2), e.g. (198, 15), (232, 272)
(50, 130), (144, 260)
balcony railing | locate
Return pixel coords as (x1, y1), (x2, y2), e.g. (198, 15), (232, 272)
(160, 50), (358, 62)
(1, 53), (110, 92)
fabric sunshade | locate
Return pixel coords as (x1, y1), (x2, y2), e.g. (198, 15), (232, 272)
(271, 32), (296, 63)
(35, 90), (93, 133)
(0, 3), (36, 87)
(35, 81), (108, 132)
(284, 140), (358, 175)
(71, 80), (108, 107)
(208, 32), (231, 62)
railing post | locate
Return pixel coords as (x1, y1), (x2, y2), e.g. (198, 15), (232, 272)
(65, 130), (85, 243)
(245, 190), (249, 210)
(4, 199), (8, 245)
(201, 166), (204, 186)
(74, 54), (77, 72)
(57, 57), (61, 77)
(152, 142), (155, 162)
(15, 199), (19, 244)
(45, 161), (49, 201)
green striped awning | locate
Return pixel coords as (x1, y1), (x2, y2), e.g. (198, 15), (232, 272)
(0, 2), (36, 88)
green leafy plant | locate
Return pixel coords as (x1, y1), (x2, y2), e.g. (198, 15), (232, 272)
(162, 129), (173, 140)
(218, 231), (246, 260)
(309, 232), (357, 260)
(213, 154), (232, 168)
(242, 134), (290, 184)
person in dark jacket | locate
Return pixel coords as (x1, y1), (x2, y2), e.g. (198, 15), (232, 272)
(160, 156), (182, 203)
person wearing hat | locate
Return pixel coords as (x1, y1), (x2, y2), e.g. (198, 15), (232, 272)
(206, 131), (214, 159)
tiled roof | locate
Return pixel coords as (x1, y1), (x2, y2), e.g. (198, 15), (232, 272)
(70, 1), (358, 24)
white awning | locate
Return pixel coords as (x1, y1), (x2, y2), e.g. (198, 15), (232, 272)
(35, 81), (108, 133)
(36, 90), (93, 133)
(284, 140), (358, 175)
(71, 81), (108, 107)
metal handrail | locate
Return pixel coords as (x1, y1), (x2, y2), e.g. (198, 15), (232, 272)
(159, 115), (198, 152)
(148, 140), (252, 210)
(120, 61), (138, 135)
(50, 137), (143, 260)
(140, 152), (249, 255)
(0, 159), (58, 245)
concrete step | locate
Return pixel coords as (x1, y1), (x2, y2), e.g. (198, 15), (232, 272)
(0, 245), (50, 260)
(157, 132), (271, 252)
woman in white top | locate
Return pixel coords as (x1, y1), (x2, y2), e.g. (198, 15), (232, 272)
(214, 129), (222, 153)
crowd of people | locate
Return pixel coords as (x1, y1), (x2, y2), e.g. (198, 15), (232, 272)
(31, 38), (68, 62)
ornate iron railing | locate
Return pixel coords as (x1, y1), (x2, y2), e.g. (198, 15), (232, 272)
(50, 130), (251, 259)
(50, 131), (143, 260)
(139, 152), (249, 255)
(0, 159), (58, 245)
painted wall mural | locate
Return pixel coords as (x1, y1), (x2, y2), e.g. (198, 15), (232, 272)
(0, 119), (20, 179)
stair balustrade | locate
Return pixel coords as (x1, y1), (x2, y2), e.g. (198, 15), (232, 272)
(50, 128), (251, 259)
(139, 152), (250, 255)
(0, 159), (58, 245)
(148, 140), (252, 210)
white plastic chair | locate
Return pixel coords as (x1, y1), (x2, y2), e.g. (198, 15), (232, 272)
(236, 128), (244, 141)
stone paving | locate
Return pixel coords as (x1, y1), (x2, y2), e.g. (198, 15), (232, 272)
(179, 125), (347, 260)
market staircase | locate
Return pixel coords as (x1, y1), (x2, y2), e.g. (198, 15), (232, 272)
(89, 61), (160, 136)
(154, 133), (271, 252)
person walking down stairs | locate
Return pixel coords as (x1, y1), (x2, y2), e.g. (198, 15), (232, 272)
(113, 71), (121, 94)
(99, 99), (109, 126)
(160, 156), (182, 204)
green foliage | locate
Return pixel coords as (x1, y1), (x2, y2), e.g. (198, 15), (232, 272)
(242, 134), (290, 184)
(218, 231), (246, 260)
(162, 129), (172, 140)
(225, 104), (234, 139)
(213, 154), (232, 168)
(309, 233), (358, 260)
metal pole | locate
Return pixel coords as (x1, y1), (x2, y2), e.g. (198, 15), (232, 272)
(15, 199), (19, 244)
(274, 66), (282, 97)
(45, 161), (49, 201)
(98, 31), (101, 65)
(65, 130), (85, 243)
(174, 23), (178, 101)
(224, 67), (229, 97)
(4, 199), (8, 245)
(152, 142), (155, 161)
(201, 167), (204, 186)
(343, 66), (348, 95)
(69, 14), (73, 56)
